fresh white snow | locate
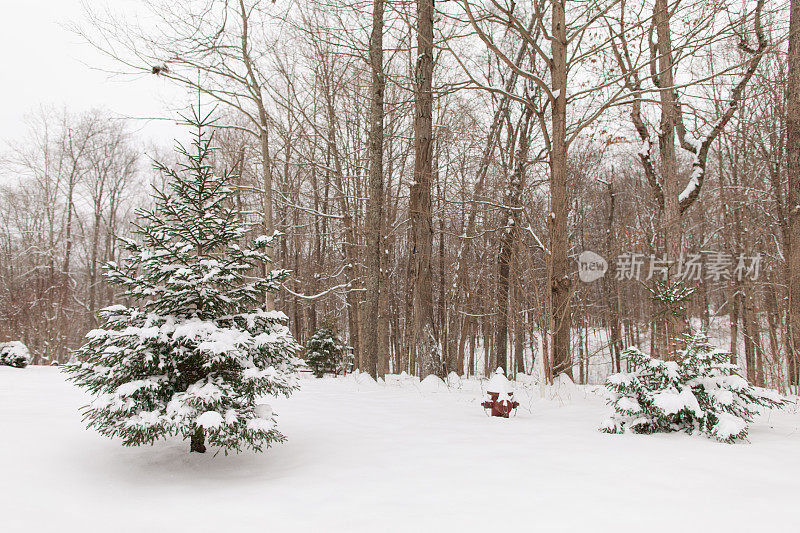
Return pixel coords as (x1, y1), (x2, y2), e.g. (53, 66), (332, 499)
(1, 366), (798, 532)
(419, 374), (448, 393)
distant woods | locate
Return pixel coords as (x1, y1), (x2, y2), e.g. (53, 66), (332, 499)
(0, 108), (142, 363)
(1, 0), (798, 393)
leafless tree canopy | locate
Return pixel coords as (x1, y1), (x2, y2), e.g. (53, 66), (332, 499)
(2, 0), (797, 393)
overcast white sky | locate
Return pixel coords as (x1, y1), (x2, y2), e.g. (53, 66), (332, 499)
(1, 0), (185, 148)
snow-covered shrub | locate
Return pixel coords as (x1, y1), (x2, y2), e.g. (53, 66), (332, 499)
(64, 110), (302, 454)
(420, 374), (447, 393)
(304, 327), (348, 377)
(601, 332), (788, 443)
(0, 341), (31, 368)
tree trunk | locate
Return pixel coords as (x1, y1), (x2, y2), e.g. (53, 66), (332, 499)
(497, 224), (511, 373)
(378, 252), (391, 376)
(730, 288), (740, 364)
(259, 124), (275, 313)
(410, 0), (440, 378)
(549, 0), (572, 379)
(467, 322), (476, 377)
(457, 316), (468, 376)
(88, 209), (102, 320)
(604, 177), (623, 372)
(498, 111), (530, 375)
(513, 274), (525, 376)
(787, 0), (800, 392)
(766, 281), (782, 388)
(654, 0), (684, 351)
(742, 281), (758, 383)
(190, 426), (206, 453)
(578, 311), (585, 385)
(363, 0), (385, 378)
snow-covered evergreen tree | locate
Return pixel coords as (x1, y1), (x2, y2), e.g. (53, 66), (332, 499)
(0, 341), (31, 368)
(601, 332), (788, 443)
(64, 109), (302, 453)
(304, 327), (347, 377)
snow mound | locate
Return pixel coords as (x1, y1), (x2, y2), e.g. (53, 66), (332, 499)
(354, 372), (380, 390)
(419, 375), (448, 393)
(515, 373), (536, 387)
(446, 372), (461, 389)
(385, 372), (420, 387)
(383, 374), (403, 386)
(547, 373), (578, 401)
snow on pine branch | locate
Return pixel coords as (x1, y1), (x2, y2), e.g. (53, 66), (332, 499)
(601, 332), (789, 443)
(64, 109), (302, 454)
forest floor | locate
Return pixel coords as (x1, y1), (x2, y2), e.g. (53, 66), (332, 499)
(1, 366), (798, 532)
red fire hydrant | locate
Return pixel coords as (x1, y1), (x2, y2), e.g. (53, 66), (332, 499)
(482, 368), (519, 418)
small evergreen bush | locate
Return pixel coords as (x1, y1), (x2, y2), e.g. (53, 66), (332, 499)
(304, 327), (347, 377)
(601, 332), (789, 443)
(0, 341), (31, 368)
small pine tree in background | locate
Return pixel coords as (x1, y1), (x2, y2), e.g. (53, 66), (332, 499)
(649, 277), (696, 353)
(64, 109), (302, 454)
(0, 341), (31, 368)
(602, 277), (789, 442)
(304, 327), (347, 377)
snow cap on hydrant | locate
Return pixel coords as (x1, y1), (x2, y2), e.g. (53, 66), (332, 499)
(482, 367), (519, 417)
(486, 367), (510, 394)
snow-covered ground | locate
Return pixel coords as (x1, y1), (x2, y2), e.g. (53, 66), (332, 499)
(1, 367), (798, 533)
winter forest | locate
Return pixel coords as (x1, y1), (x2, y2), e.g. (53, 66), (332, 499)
(1, 0), (799, 531)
